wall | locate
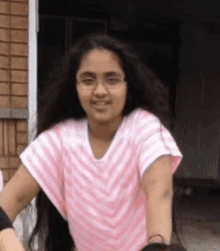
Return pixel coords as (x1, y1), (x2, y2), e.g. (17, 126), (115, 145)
(175, 17), (220, 180)
(0, 0), (29, 185)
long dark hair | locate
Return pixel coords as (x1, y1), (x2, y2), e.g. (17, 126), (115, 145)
(28, 33), (181, 251)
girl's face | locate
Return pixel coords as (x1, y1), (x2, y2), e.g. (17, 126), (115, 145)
(76, 49), (127, 125)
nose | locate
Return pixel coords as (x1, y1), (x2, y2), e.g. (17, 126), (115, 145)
(93, 80), (108, 96)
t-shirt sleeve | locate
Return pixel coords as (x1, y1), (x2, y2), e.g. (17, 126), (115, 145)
(135, 110), (183, 178)
(19, 125), (66, 220)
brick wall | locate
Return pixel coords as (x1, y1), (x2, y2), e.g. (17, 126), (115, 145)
(0, 0), (28, 185)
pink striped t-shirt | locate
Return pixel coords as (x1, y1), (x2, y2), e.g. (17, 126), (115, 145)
(20, 108), (182, 251)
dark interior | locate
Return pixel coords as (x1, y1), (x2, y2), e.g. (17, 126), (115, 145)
(37, 0), (185, 123)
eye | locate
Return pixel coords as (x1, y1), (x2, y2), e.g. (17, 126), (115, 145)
(106, 77), (120, 85)
(81, 78), (95, 85)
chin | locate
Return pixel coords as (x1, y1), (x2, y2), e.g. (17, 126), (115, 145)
(87, 108), (123, 124)
(94, 116), (112, 125)
(89, 112), (112, 124)
(95, 114), (123, 126)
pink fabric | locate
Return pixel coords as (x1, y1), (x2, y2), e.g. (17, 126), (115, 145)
(20, 108), (182, 251)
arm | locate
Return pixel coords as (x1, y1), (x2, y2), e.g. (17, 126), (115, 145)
(0, 229), (25, 251)
(0, 164), (40, 222)
(142, 155), (173, 245)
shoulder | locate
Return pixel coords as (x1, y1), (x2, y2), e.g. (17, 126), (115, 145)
(35, 118), (86, 144)
(24, 119), (86, 156)
(127, 108), (166, 147)
(121, 108), (161, 144)
(126, 108), (161, 130)
(56, 118), (86, 145)
(52, 118), (86, 133)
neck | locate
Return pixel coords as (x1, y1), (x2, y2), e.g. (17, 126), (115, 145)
(88, 116), (123, 141)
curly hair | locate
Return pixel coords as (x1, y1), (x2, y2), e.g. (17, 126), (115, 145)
(28, 32), (177, 251)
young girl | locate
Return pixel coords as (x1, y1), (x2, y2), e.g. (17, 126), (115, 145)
(0, 33), (183, 251)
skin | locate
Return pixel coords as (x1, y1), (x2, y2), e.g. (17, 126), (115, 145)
(0, 48), (173, 248)
(142, 155), (173, 244)
(0, 228), (25, 251)
(0, 165), (40, 223)
(76, 49), (127, 142)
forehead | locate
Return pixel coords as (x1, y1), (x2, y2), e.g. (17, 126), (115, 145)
(77, 49), (124, 76)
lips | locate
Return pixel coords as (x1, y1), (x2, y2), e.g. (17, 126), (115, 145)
(92, 100), (110, 104)
(92, 101), (110, 109)
(94, 102), (109, 106)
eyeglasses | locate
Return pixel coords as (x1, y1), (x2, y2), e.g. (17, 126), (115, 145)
(76, 77), (126, 90)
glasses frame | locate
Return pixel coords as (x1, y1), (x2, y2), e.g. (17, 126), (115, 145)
(76, 76), (126, 90)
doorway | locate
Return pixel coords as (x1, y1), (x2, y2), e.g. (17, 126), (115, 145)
(37, 0), (181, 128)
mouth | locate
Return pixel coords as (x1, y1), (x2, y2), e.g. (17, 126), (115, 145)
(92, 101), (110, 109)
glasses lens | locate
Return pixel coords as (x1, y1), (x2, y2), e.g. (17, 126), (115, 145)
(78, 77), (124, 89)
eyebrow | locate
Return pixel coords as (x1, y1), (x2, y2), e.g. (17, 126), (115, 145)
(79, 71), (123, 78)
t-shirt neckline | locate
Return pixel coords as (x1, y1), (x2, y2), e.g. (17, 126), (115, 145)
(84, 117), (126, 163)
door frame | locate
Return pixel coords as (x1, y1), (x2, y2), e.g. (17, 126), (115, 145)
(28, 0), (38, 143)
(21, 0), (38, 248)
